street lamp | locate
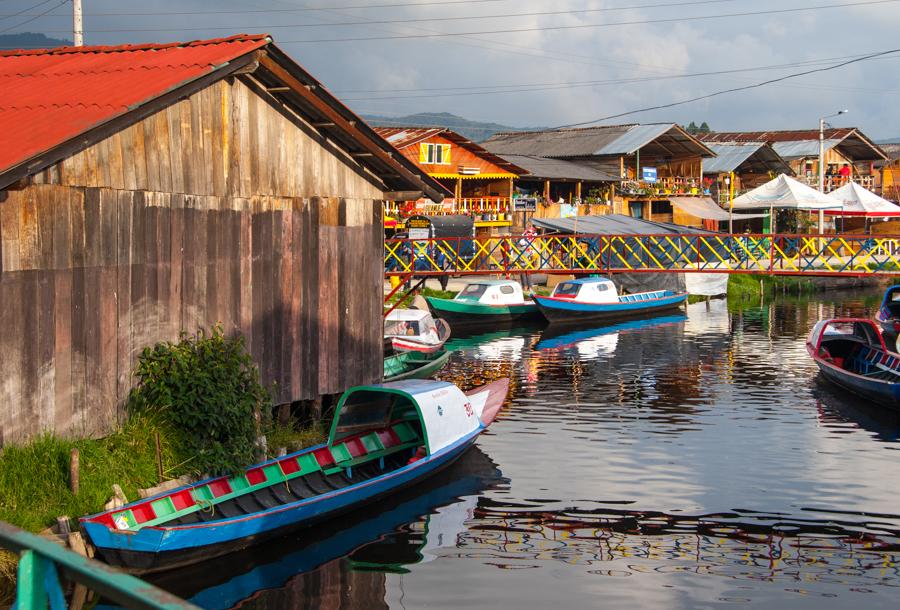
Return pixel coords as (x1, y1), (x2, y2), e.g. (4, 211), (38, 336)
(818, 109), (848, 234)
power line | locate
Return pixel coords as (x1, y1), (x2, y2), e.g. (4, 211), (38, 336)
(271, 0), (900, 43)
(0, 0), (55, 23)
(0, 0), (512, 17)
(28, 0), (749, 32)
(554, 47), (900, 128)
(0, 0), (66, 35)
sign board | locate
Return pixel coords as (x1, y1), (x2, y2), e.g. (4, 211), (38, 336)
(408, 228), (430, 240)
(513, 197), (538, 212)
(642, 167), (658, 183)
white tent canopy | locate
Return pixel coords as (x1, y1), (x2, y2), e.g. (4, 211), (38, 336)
(825, 181), (900, 217)
(730, 174), (841, 211)
(668, 197), (767, 220)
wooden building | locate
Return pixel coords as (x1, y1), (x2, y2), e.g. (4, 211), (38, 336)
(699, 129), (888, 193)
(375, 127), (525, 232)
(482, 124), (716, 223)
(875, 143), (900, 203)
(0, 35), (443, 445)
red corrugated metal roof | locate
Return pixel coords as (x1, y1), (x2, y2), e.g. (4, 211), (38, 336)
(0, 34), (270, 175)
(374, 127), (446, 149)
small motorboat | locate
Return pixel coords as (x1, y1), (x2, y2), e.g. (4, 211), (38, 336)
(79, 378), (509, 573)
(384, 309), (451, 353)
(806, 318), (900, 407)
(875, 285), (900, 351)
(425, 280), (541, 326)
(383, 349), (451, 382)
(533, 277), (688, 323)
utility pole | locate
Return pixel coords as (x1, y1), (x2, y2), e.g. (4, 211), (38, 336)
(73, 0), (83, 46)
(818, 109), (848, 234)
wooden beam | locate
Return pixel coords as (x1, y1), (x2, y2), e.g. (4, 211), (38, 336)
(267, 86), (290, 92)
(383, 190), (424, 201)
(256, 53), (442, 201)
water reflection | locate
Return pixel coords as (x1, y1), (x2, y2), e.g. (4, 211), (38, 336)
(149, 448), (506, 609)
(142, 291), (900, 609)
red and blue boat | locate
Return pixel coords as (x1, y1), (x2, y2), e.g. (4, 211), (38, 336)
(80, 378), (509, 573)
(807, 318), (900, 407)
(533, 277), (688, 323)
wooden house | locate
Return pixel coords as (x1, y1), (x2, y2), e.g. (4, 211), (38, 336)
(875, 143), (900, 203)
(699, 129), (888, 193)
(482, 124), (716, 224)
(374, 127), (525, 232)
(0, 35), (444, 445)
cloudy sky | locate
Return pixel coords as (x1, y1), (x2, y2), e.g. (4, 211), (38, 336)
(5, 0), (900, 138)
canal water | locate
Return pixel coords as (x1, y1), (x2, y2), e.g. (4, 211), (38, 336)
(154, 290), (900, 609)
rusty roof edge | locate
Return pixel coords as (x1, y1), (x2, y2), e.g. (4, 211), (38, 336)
(0, 46), (266, 191)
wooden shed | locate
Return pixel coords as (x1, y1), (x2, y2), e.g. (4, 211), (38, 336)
(0, 34), (443, 445)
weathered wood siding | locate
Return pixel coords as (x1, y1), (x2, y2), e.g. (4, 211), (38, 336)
(0, 77), (384, 445)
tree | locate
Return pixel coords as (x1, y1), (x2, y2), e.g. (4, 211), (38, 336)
(686, 121), (699, 134)
(699, 121), (711, 133)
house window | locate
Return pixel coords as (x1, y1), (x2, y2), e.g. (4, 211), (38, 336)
(419, 143), (451, 165)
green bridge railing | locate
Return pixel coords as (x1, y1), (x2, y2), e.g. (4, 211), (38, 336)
(0, 521), (197, 610)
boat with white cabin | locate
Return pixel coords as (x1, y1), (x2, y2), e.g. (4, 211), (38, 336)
(384, 308), (451, 353)
(533, 277), (688, 323)
(425, 279), (541, 326)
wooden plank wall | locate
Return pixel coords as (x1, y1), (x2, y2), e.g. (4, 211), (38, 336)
(0, 77), (384, 445)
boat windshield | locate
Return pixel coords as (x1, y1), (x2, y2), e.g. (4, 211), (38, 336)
(385, 319), (422, 337)
(332, 390), (420, 443)
(457, 284), (488, 300)
(555, 282), (581, 297)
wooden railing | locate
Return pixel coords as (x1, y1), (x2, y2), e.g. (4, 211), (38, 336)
(796, 175), (876, 192)
(0, 521), (197, 610)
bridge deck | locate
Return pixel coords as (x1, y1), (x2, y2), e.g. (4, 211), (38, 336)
(384, 233), (900, 277)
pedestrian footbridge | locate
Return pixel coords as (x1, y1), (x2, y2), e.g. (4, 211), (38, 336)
(384, 233), (900, 278)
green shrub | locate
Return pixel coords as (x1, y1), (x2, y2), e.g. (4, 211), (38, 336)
(127, 325), (271, 476)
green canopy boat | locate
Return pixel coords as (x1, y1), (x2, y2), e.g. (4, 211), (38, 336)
(384, 349), (451, 382)
(426, 280), (541, 327)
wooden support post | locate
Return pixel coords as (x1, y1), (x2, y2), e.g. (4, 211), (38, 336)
(69, 448), (79, 496)
(154, 432), (163, 482)
(277, 403), (290, 426)
(543, 180), (551, 205)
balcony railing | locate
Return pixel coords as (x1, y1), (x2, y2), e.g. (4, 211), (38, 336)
(617, 178), (708, 197)
(384, 197), (511, 218)
(796, 175), (875, 193)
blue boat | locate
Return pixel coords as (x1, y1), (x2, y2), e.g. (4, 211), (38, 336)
(534, 313), (688, 352)
(141, 447), (504, 610)
(533, 277), (688, 323)
(80, 378), (509, 573)
(807, 318), (900, 408)
(875, 285), (900, 351)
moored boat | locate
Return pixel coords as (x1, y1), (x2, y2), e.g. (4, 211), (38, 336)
(875, 285), (900, 351)
(383, 349), (450, 382)
(806, 318), (900, 407)
(533, 277), (687, 323)
(425, 280), (541, 326)
(80, 378), (509, 573)
(384, 309), (451, 353)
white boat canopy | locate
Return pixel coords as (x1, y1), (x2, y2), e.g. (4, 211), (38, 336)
(730, 174), (842, 211)
(825, 181), (900, 217)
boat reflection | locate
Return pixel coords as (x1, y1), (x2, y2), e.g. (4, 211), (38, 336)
(148, 447), (506, 610)
(813, 382), (900, 442)
(534, 313), (688, 354)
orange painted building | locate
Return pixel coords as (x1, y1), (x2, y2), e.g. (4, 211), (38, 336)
(375, 127), (526, 227)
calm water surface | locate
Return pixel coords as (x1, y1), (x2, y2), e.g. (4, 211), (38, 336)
(156, 290), (900, 609)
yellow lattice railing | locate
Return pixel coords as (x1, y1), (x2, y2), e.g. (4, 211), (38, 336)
(384, 234), (900, 276)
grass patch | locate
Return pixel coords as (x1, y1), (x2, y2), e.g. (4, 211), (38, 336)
(266, 421), (327, 454)
(0, 413), (185, 533)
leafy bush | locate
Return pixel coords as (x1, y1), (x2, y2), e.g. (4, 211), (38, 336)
(128, 326), (271, 476)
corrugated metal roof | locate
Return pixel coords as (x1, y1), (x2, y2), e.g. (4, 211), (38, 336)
(771, 139), (841, 160)
(483, 125), (636, 157)
(0, 34), (271, 175)
(498, 154), (619, 181)
(702, 143), (763, 173)
(595, 124), (673, 155)
(699, 129), (856, 143)
(698, 129), (887, 161)
(483, 123), (714, 159)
